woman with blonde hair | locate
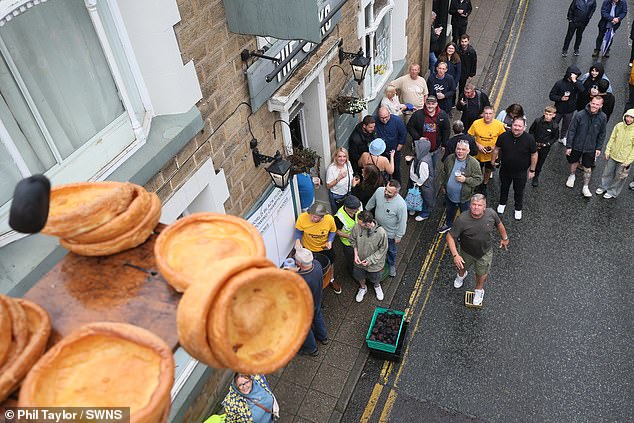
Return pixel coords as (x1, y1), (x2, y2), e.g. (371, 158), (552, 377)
(381, 85), (407, 117)
(326, 147), (354, 213)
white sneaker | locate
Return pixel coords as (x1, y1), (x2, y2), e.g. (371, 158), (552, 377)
(374, 284), (384, 301)
(473, 289), (485, 306)
(514, 210), (522, 220)
(355, 287), (367, 303)
(596, 187), (606, 195)
(603, 192), (614, 199)
(496, 204), (506, 214)
(566, 174), (576, 188)
(559, 137), (567, 145)
(582, 185), (592, 197)
(408, 210), (416, 216)
(454, 271), (468, 288)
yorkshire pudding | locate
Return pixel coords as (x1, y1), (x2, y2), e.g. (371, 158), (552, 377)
(0, 297), (11, 368)
(178, 257), (314, 374)
(154, 213), (266, 292)
(0, 297), (51, 403)
(42, 182), (134, 238)
(69, 185), (151, 244)
(60, 192), (161, 257)
(19, 322), (174, 423)
(177, 258), (275, 369)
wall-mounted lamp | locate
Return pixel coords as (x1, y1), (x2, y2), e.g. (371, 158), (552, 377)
(338, 40), (370, 85)
(250, 139), (292, 190)
(241, 49), (281, 74)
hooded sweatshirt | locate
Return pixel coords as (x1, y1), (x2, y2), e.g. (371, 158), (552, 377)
(578, 62), (612, 110)
(410, 138), (434, 187)
(549, 65), (585, 114)
(605, 109), (634, 164)
(349, 221), (389, 273)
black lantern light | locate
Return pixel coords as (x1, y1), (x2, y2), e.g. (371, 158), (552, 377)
(338, 41), (370, 85)
(250, 139), (292, 190)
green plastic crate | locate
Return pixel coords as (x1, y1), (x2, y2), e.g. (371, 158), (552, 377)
(365, 307), (405, 353)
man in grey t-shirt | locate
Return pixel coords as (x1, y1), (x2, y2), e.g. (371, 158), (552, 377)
(446, 194), (509, 305)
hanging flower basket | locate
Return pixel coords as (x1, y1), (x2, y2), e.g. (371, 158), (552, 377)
(332, 96), (367, 115)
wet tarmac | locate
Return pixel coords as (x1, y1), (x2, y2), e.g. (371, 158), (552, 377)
(342, 0), (634, 421)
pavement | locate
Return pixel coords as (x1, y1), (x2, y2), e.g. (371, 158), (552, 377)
(265, 0), (518, 421)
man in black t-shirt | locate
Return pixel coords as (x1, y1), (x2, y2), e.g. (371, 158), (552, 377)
(491, 118), (538, 221)
(446, 194), (509, 306)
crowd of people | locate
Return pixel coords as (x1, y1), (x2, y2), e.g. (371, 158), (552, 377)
(215, 2), (634, 420)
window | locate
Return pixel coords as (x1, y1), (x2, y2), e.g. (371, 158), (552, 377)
(359, 0), (394, 99)
(0, 0), (149, 245)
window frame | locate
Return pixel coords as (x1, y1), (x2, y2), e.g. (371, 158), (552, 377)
(358, 0), (395, 100)
(0, 0), (153, 247)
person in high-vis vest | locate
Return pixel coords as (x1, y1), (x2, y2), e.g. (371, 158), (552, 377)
(334, 195), (362, 278)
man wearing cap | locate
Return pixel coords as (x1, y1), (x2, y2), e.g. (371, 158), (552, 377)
(358, 138), (395, 181)
(349, 210), (389, 303)
(375, 106), (407, 182)
(295, 203), (341, 293)
(407, 95), (451, 176)
(294, 248), (328, 356)
(366, 179), (408, 277)
(335, 195), (363, 277)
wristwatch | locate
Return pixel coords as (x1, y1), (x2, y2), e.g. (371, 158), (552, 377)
(529, 169), (535, 172)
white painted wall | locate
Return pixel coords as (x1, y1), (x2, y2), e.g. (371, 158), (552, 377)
(302, 72), (331, 179)
(115, 0), (202, 116)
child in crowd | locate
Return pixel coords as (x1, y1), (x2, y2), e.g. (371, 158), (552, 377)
(528, 105), (560, 187)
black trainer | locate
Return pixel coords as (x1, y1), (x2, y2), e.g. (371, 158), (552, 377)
(532, 176), (539, 187)
(561, 50), (568, 57)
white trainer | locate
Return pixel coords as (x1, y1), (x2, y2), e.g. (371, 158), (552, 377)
(595, 187), (606, 195)
(355, 287), (367, 303)
(497, 204), (506, 214)
(566, 174), (576, 188)
(582, 185), (592, 197)
(603, 192), (614, 199)
(514, 210), (522, 220)
(454, 271), (468, 288)
(374, 284), (384, 301)
(473, 289), (485, 306)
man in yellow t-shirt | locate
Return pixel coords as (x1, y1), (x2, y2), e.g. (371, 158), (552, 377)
(295, 203), (340, 293)
(468, 106), (507, 189)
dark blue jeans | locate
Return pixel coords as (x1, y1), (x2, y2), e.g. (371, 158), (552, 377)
(387, 238), (398, 269)
(444, 194), (469, 227)
(301, 308), (328, 353)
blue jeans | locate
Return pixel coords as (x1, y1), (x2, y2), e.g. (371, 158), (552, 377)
(387, 238), (398, 269)
(328, 191), (346, 215)
(302, 308), (328, 353)
(444, 194), (469, 227)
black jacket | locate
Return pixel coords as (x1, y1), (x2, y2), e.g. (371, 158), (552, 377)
(407, 106), (450, 151)
(549, 66), (585, 114)
(449, 0), (472, 28)
(456, 89), (490, 131)
(457, 45), (477, 79)
(427, 73), (456, 113)
(566, 104), (607, 152)
(348, 123), (376, 174)
(443, 133), (478, 160)
(567, 0), (596, 26)
(529, 117), (560, 148)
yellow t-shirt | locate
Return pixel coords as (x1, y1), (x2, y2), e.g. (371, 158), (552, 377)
(468, 118), (507, 163)
(295, 212), (337, 252)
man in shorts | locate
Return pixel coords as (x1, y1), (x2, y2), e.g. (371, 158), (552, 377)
(565, 96), (607, 197)
(445, 194), (509, 306)
(468, 106), (507, 192)
(349, 210), (389, 303)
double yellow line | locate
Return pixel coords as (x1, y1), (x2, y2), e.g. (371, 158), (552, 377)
(358, 0), (530, 420)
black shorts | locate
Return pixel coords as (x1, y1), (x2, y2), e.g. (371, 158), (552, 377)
(566, 150), (596, 168)
(479, 161), (495, 170)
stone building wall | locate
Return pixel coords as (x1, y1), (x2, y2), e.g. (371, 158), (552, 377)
(142, 0), (432, 420)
